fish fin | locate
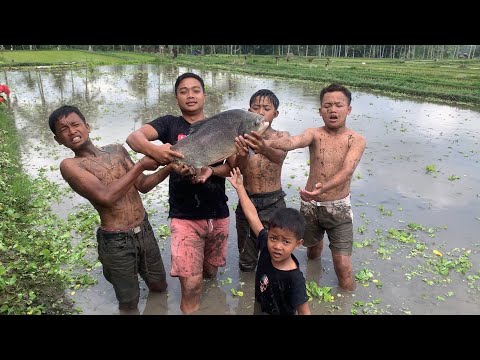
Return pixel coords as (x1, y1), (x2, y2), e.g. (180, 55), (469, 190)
(248, 147), (255, 157)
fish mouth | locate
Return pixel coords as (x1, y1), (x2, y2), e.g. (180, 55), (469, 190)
(257, 119), (269, 133)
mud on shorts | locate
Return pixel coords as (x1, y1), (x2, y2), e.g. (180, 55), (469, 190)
(300, 194), (354, 256)
(235, 189), (286, 270)
(170, 217), (229, 278)
(96, 213), (166, 304)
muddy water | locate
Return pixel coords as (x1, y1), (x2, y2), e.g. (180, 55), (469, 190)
(3, 64), (480, 315)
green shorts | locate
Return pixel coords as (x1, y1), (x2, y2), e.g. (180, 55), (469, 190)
(96, 213), (166, 304)
(300, 195), (353, 256)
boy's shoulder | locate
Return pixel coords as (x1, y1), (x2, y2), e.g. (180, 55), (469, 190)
(342, 128), (366, 146)
(59, 156), (77, 168)
(350, 128), (366, 142)
(100, 143), (124, 152)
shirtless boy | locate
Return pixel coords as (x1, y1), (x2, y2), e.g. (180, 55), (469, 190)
(265, 84), (366, 291)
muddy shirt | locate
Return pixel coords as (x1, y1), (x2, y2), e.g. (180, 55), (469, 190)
(148, 115), (229, 220)
(255, 229), (308, 315)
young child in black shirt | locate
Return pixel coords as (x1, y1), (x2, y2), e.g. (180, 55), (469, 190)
(228, 167), (310, 315)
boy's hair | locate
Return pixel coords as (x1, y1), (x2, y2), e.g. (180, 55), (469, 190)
(48, 105), (86, 134)
(174, 72), (205, 95)
(269, 208), (305, 240)
(249, 89), (279, 110)
(320, 83), (352, 105)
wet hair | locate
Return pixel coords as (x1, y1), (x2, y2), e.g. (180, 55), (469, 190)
(249, 89), (279, 110)
(320, 83), (352, 105)
(268, 207), (306, 240)
(174, 72), (205, 95)
(48, 105), (86, 134)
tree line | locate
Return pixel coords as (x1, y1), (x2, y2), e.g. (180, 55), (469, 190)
(1, 45), (478, 59)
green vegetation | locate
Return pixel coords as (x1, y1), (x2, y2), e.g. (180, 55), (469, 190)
(306, 281), (335, 303)
(161, 54), (480, 107)
(0, 110), (96, 314)
(0, 50), (157, 67)
(425, 164), (437, 173)
(1, 50), (479, 107)
(1, 48), (479, 314)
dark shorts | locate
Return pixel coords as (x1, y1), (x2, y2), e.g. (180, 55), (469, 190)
(235, 189), (286, 270)
(96, 213), (166, 304)
(300, 195), (353, 256)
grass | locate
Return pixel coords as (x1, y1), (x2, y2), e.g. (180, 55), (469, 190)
(0, 50), (159, 67)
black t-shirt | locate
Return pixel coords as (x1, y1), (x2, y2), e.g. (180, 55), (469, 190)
(255, 228), (308, 315)
(148, 115), (229, 220)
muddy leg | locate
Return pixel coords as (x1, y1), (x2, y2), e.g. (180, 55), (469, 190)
(179, 274), (202, 314)
(307, 239), (324, 260)
(147, 279), (168, 293)
(332, 253), (356, 291)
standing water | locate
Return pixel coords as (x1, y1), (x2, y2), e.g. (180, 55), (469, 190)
(3, 64), (480, 315)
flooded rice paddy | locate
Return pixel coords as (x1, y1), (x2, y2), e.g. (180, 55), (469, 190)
(3, 64), (480, 315)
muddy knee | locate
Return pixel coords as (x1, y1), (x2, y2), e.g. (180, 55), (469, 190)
(332, 254), (355, 291)
(147, 279), (168, 292)
(307, 241), (323, 259)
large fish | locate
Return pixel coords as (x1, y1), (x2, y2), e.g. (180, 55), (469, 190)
(171, 109), (268, 172)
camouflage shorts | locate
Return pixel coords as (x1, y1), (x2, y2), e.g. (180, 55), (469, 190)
(300, 194), (353, 256)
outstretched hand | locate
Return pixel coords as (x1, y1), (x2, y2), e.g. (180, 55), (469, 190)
(299, 182), (323, 202)
(227, 167), (244, 190)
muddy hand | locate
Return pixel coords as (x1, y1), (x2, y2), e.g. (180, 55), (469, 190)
(299, 182), (323, 202)
(243, 131), (266, 154)
(153, 143), (184, 165)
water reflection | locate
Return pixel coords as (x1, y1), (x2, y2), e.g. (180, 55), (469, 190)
(2, 64), (480, 315)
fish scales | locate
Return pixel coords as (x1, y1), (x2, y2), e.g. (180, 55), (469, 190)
(171, 109), (268, 170)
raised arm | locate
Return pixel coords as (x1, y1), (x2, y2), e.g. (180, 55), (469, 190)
(136, 163), (173, 193)
(268, 128), (315, 151)
(120, 146), (174, 193)
(227, 167), (263, 237)
(126, 124), (183, 165)
(60, 156), (147, 208)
